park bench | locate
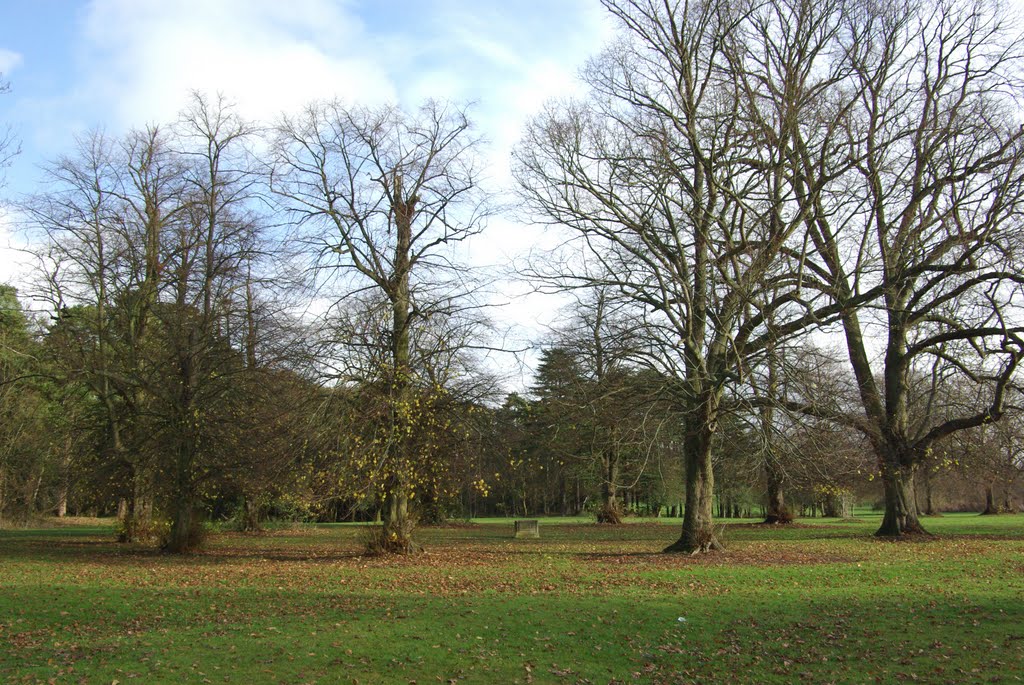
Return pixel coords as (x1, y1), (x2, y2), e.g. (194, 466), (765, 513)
(514, 519), (539, 538)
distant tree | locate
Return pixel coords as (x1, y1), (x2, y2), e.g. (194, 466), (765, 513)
(0, 285), (57, 523)
(956, 411), (1024, 515)
(534, 290), (666, 523)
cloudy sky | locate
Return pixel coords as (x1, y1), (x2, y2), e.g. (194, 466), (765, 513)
(0, 1), (611, 168)
(0, 0), (616, 383)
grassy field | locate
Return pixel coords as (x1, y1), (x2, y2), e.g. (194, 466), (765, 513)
(1, 513), (1022, 684)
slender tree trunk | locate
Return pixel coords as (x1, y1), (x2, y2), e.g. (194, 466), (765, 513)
(876, 460), (927, 535)
(54, 435), (71, 517)
(0, 465), (6, 522)
(665, 398), (722, 553)
(920, 467), (939, 516)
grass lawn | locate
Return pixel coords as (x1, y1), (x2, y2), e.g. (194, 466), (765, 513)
(1, 513), (1022, 684)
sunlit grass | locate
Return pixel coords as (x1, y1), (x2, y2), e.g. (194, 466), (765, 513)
(2, 513), (1022, 683)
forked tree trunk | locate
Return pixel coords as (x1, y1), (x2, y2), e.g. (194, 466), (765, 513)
(665, 403), (722, 553)
(378, 487), (417, 554)
(876, 462), (927, 536)
(759, 360), (790, 525)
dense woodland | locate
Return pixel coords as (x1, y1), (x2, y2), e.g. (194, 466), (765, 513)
(2, 0), (1024, 554)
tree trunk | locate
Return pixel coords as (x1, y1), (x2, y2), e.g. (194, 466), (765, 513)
(876, 462), (927, 536)
(240, 494), (262, 532)
(376, 487), (418, 554)
(55, 435), (72, 517)
(165, 440), (201, 553)
(665, 402), (722, 553)
(374, 174), (419, 555)
(981, 483), (1002, 515)
(763, 460), (790, 523)
(166, 493), (199, 553)
(823, 490), (853, 518)
(596, 450), (622, 524)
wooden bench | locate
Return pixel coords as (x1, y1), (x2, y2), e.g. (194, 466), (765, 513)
(514, 519), (540, 538)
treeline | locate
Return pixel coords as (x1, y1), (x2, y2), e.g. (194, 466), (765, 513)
(2, 279), (1021, 538)
(2, 0), (1024, 553)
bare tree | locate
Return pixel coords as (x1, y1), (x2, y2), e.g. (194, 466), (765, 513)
(270, 100), (492, 553)
(786, 0), (1024, 536)
(155, 92), (264, 552)
(0, 74), (18, 186)
(515, 0), (853, 552)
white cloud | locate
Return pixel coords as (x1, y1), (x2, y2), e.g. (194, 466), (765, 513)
(0, 49), (23, 76)
(77, 0), (398, 126)
(0, 211), (31, 289)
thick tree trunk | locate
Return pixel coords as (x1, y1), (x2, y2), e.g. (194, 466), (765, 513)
(876, 462), (927, 536)
(165, 439), (202, 553)
(240, 494), (262, 532)
(763, 459), (791, 524)
(166, 495), (198, 553)
(980, 484), (1003, 515)
(759, 361), (790, 524)
(596, 451), (622, 524)
(118, 463), (154, 542)
(665, 405), (722, 553)
(376, 487), (418, 554)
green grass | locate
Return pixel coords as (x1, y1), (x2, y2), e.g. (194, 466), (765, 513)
(1, 513), (1022, 684)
